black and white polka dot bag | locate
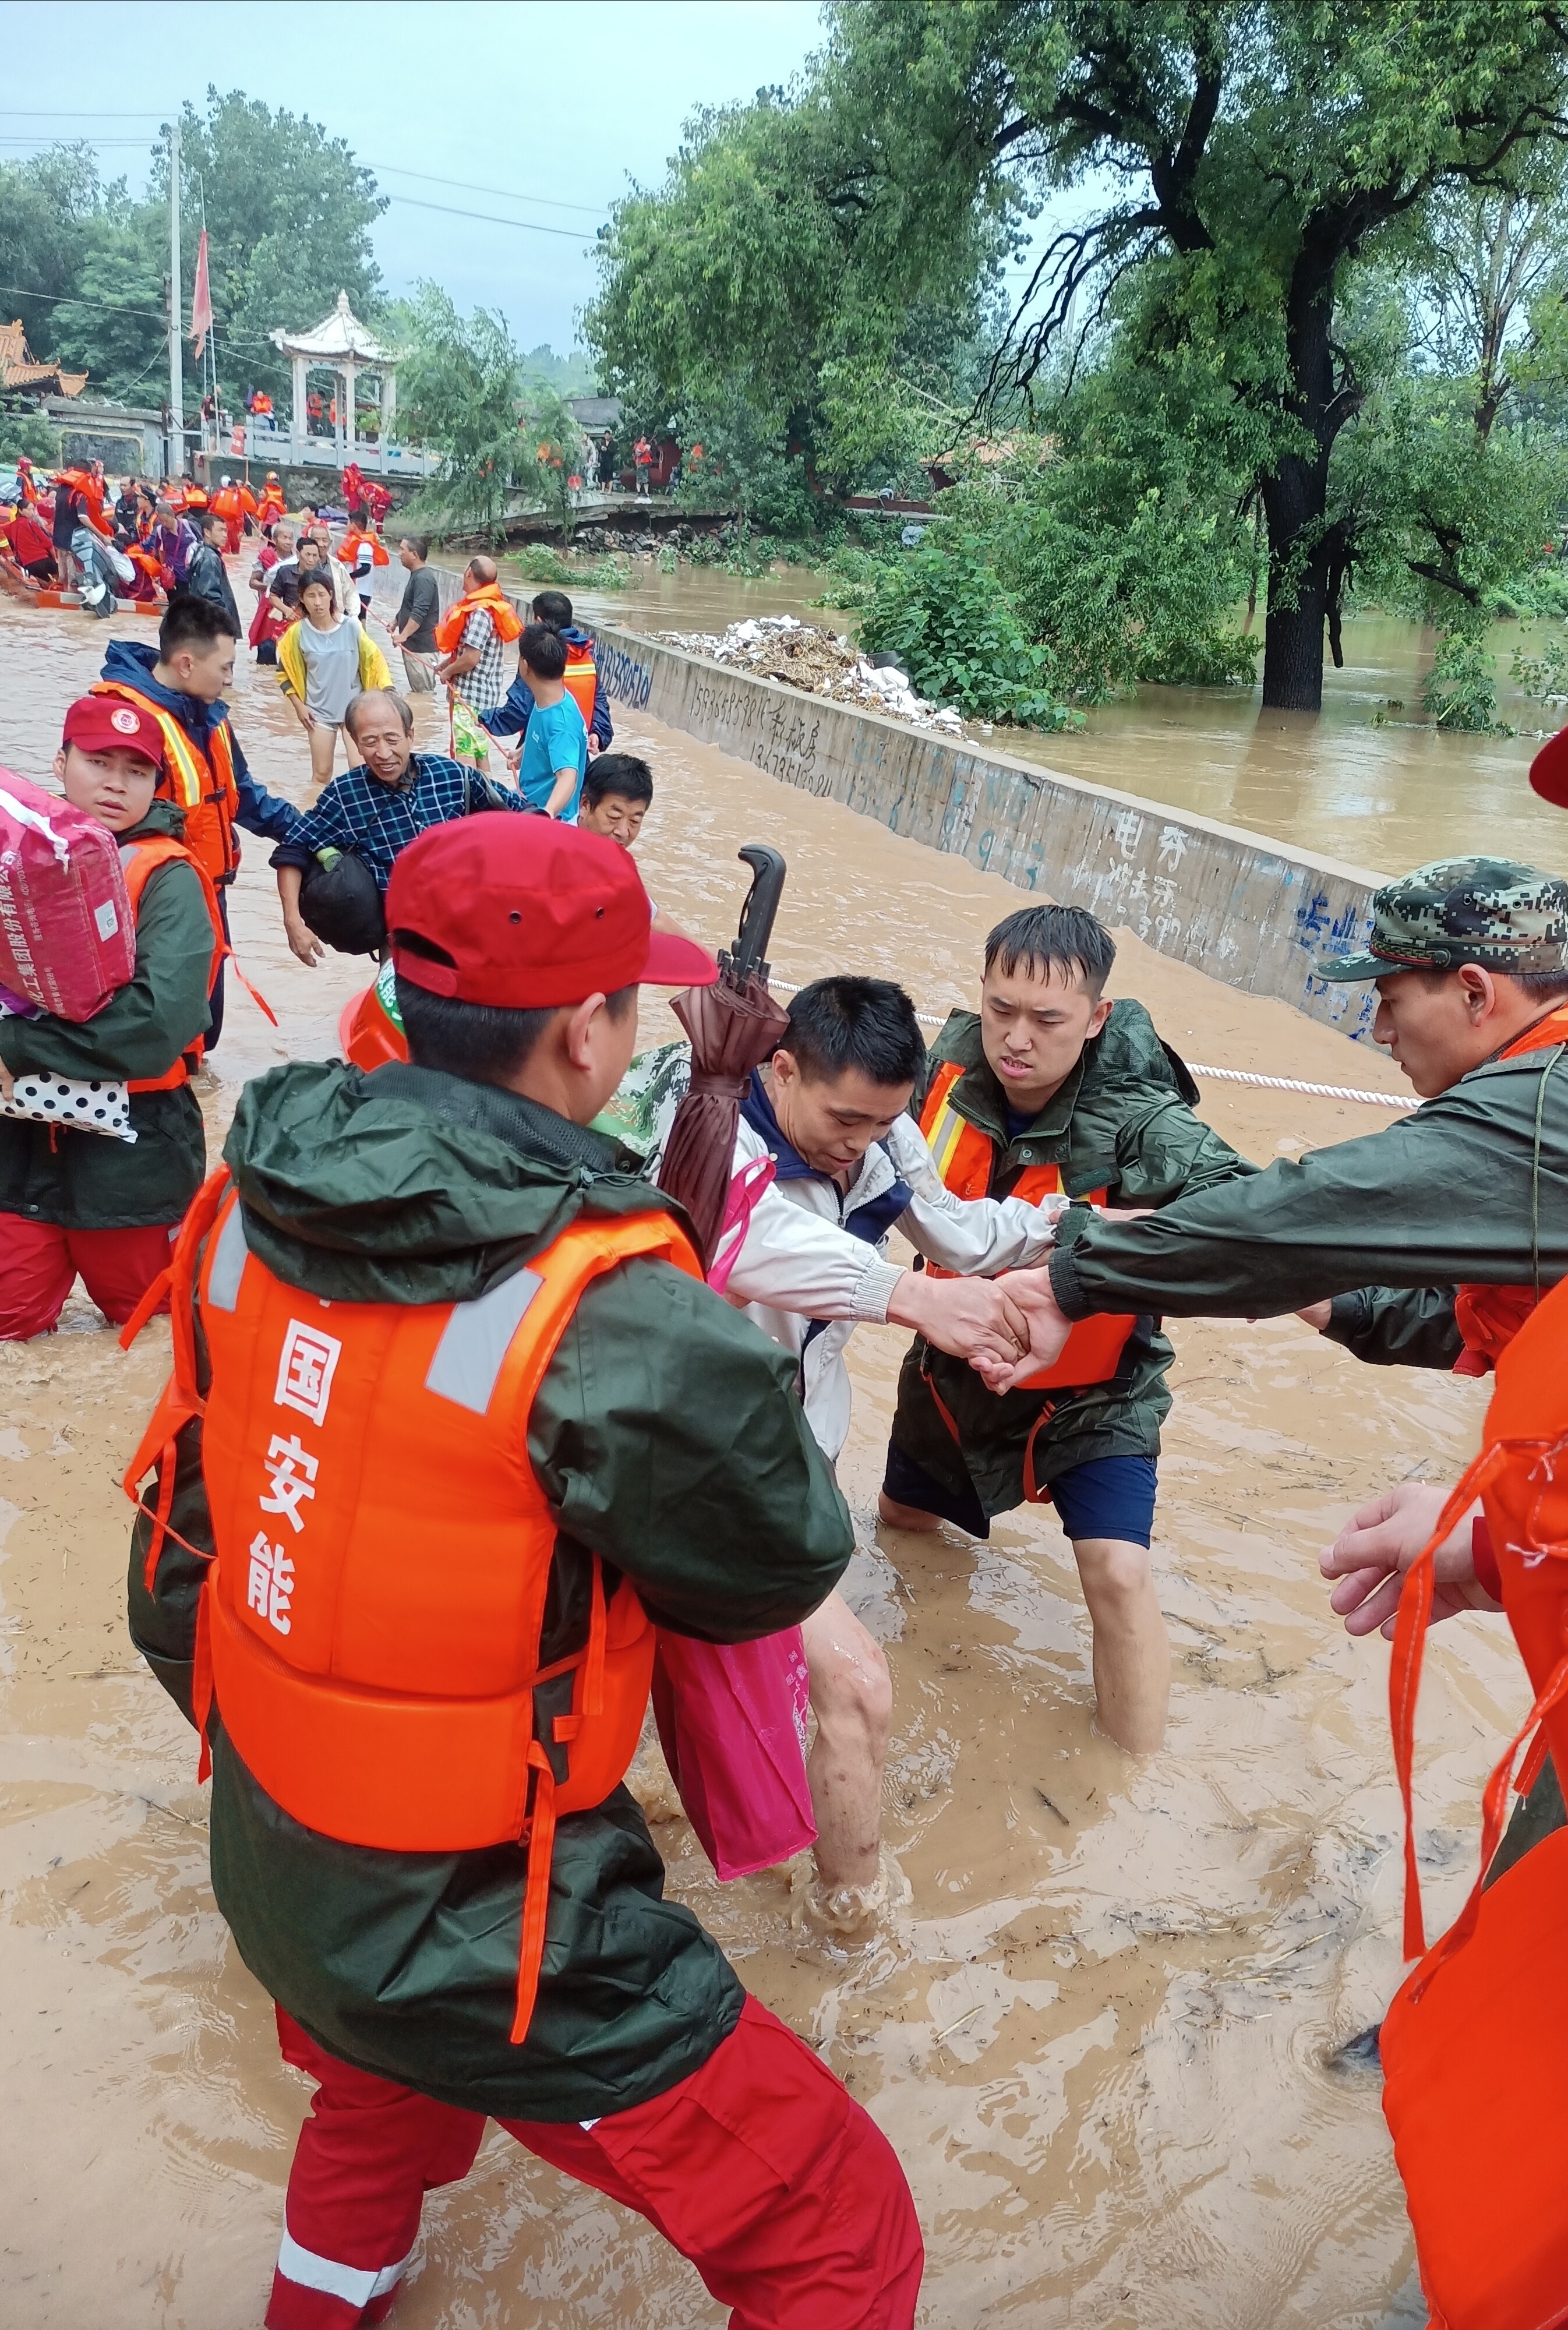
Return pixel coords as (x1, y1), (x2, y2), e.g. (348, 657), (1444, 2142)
(0, 1075), (136, 1142)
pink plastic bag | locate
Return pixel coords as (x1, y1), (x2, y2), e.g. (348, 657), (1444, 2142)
(0, 768), (136, 1020)
(652, 1625), (815, 1880)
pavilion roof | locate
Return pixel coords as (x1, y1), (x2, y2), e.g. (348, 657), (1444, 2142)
(0, 319), (86, 397)
(270, 291), (392, 365)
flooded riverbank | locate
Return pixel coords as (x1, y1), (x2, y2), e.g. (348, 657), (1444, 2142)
(532, 551), (1565, 877)
(0, 592), (1516, 2327)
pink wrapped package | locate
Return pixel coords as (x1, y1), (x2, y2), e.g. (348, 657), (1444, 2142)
(651, 1626), (816, 1881)
(0, 769), (136, 1021)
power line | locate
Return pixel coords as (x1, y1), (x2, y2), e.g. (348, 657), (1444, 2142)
(382, 192), (595, 239)
(369, 161), (606, 218)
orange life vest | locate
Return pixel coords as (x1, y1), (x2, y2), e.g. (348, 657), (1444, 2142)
(433, 582), (524, 656)
(1380, 1273), (1568, 2328)
(338, 527), (390, 570)
(119, 834), (225, 1092)
(54, 467), (112, 536)
(122, 1173), (702, 2042)
(183, 485), (209, 513)
(919, 1057), (1138, 1394)
(564, 642), (597, 728)
(91, 680), (241, 884)
(257, 485), (286, 523)
(210, 486), (242, 521)
(1452, 1002), (1568, 1375)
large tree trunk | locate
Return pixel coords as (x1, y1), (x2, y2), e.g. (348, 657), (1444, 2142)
(1260, 454), (1332, 711)
(1259, 247), (1341, 714)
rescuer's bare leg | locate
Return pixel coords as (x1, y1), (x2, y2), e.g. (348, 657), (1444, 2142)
(1069, 1535), (1170, 1753)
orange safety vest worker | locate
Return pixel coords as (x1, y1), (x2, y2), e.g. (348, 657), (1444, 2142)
(1450, 1000), (1568, 1375)
(55, 467), (112, 537)
(1379, 1270), (1568, 2328)
(91, 680), (242, 885)
(563, 640), (597, 729)
(122, 1173), (703, 2042)
(919, 1057), (1139, 1393)
(119, 835), (226, 1091)
(337, 525), (390, 570)
(257, 478), (286, 524)
(210, 484), (243, 521)
(433, 581), (524, 656)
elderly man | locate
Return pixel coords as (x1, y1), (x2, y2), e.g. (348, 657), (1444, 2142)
(433, 553), (521, 721)
(270, 689), (531, 965)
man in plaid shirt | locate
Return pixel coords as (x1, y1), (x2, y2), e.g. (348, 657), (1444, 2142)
(271, 690), (531, 965)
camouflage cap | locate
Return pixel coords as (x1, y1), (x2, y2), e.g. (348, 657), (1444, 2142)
(1317, 858), (1568, 982)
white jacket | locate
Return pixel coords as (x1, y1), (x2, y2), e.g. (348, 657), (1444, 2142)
(650, 1076), (1061, 1461)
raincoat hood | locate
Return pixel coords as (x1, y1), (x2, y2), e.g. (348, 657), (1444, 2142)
(224, 1058), (679, 1304)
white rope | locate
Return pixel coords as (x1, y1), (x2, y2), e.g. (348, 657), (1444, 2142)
(764, 979), (1408, 1108)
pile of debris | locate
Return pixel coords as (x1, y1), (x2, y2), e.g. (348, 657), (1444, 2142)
(654, 615), (966, 733)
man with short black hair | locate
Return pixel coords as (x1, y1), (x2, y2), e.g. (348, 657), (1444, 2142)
(96, 594), (303, 1050)
(649, 971), (1068, 1918)
(184, 508), (242, 631)
(878, 902), (1253, 1754)
(127, 817), (924, 2327)
(388, 534), (440, 693)
(482, 585), (613, 753)
(580, 752), (654, 846)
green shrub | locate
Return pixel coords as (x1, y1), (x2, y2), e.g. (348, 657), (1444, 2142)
(1425, 632), (1509, 731)
(859, 532), (1079, 728)
(508, 545), (631, 590)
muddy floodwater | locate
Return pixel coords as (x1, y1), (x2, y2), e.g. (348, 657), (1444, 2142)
(544, 553), (1568, 879)
(0, 583), (1527, 2328)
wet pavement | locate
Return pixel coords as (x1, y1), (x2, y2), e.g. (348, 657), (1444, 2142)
(0, 582), (1514, 2326)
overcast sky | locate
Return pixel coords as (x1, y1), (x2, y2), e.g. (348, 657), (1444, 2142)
(0, 0), (827, 353)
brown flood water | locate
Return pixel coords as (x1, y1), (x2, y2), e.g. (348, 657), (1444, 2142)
(553, 556), (1568, 880)
(0, 585), (1525, 2328)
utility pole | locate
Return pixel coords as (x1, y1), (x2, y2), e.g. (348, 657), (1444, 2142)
(167, 121), (183, 476)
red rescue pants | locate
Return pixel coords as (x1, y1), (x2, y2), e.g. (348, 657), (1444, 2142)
(0, 1213), (175, 1339)
(267, 1995), (923, 2330)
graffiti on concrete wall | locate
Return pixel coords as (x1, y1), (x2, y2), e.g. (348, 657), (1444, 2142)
(597, 641), (653, 710)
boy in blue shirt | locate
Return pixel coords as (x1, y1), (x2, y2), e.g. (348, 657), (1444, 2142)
(513, 622), (588, 819)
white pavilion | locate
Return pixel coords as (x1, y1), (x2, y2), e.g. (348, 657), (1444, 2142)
(270, 291), (397, 458)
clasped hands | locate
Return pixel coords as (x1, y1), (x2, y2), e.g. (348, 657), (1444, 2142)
(885, 1264), (1073, 1383)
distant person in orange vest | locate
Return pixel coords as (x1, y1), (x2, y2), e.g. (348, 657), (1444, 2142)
(123, 816), (924, 2329)
(0, 697), (221, 1337)
(432, 554), (521, 719)
(95, 594), (304, 1051)
(633, 433), (652, 495)
(257, 472), (287, 529)
(210, 474), (245, 554)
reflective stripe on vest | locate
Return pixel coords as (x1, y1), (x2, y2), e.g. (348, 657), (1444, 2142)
(1452, 1002), (1568, 1375)
(182, 1191), (702, 2036)
(563, 647), (596, 728)
(918, 1057), (1138, 1392)
(90, 681), (240, 882)
(118, 835), (225, 1092)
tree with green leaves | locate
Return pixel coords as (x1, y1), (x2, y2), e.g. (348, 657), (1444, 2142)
(824, 0), (1568, 711)
(0, 94), (384, 418)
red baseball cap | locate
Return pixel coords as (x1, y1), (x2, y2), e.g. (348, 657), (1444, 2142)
(386, 815), (719, 1007)
(1530, 723), (1568, 809)
(61, 696), (165, 768)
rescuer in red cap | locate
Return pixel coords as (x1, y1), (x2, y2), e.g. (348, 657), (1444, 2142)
(0, 697), (224, 1336)
(125, 815), (924, 2328)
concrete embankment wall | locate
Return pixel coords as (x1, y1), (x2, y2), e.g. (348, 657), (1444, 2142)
(425, 574), (1382, 1040)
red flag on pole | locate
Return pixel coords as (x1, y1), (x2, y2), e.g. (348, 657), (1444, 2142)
(189, 230), (213, 358)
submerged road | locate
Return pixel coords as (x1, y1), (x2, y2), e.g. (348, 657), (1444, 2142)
(0, 588), (1499, 2327)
